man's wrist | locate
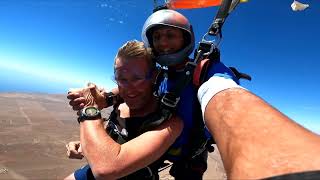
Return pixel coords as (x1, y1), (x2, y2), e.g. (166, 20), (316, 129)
(78, 106), (102, 123)
(197, 75), (245, 118)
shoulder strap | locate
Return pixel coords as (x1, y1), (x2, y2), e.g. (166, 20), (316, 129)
(150, 0), (240, 129)
(229, 66), (252, 81)
(193, 58), (211, 87)
(106, 97), (128, 144)
(144, 40), (221, 137)
(136, 107), (170, 134)
(153, 68), (165, 97)
(160, 40), (219, 109)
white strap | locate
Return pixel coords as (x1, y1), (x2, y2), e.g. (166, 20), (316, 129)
(197, 75), (245, 118)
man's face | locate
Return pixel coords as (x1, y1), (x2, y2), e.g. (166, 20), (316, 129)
(114, 57), (154, 110)
(152, 26), (184, 55)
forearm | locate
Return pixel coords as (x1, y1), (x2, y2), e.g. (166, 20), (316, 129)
(79, 116), (182, 179)
(80, 120), (121, 179)
(204, 88), (320, 179)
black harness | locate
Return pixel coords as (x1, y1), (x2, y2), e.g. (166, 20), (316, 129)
(148, 0), (253, 159)
(106, 101), (166, 180)
(104, 1), (253, 178)
(151, 0), (252, 121)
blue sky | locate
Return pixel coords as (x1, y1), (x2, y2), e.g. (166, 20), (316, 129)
(0, 0), (319, 133)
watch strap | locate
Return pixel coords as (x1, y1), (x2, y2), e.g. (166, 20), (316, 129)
(78, 113), (102, 123)
(78, 107), (102, 123)
(105, 92), (115, 107)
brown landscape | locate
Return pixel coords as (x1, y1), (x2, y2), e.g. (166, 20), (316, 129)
(0, 93), (226, 180)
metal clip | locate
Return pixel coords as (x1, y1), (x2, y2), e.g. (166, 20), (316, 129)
(202, 32), (221, 48)
(161, 93), (180, 109)
(185, 61), (197, 69)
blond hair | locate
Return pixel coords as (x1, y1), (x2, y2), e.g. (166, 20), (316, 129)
(114, 40), (154, 70)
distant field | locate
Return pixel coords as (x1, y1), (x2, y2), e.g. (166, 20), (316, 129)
(0, 93), (225, 180)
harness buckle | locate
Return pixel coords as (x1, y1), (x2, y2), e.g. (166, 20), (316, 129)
(186, 61), (197, 67)
(191, 138), (211, 159)
(208, 18), (223, 36)
(185, 61), (197, 75)
(185, 61), (198, 70)
(199, 40), (216, 57)
(201, 31), (221, 49)
(161, 93), (180, 109)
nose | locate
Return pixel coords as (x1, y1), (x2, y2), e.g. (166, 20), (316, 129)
(156, 36), (169, 52)
(160, 36), (169, 47)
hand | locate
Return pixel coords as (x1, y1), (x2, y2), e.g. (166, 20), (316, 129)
(82, 83), (106, 108)
(67, 83), (107, 110)
(67, 87), (86, 111)
(66, 141), (84, 159)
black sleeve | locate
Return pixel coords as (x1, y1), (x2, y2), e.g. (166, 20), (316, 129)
(263, 170), (320, 180)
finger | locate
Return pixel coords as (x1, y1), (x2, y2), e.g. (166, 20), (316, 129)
(67, 142), (76, 150)
(72, 106), (81, 111)
(66, 144), (70, 150)
(69, 98), (85, 111)
(99, 88), (105, 93)
(70, 154), (83, 159)
(70, 149), (78, 155)
(78, 145), (82, 153)
(69, 100), (78, 107)
(79, 103), (85, 108)
(89, 85), (100, 100)
(67, 92), (81, 100)
(69, 97), (86, 106)
(68, 87), (83, 93)
(73, 104), (85, 111)
(66, 149), (71, 157)
(87, 82), (97, 88)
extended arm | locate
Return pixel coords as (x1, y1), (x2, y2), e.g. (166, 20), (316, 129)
(198, 76), (320, 179)
(80, 115), (182, 179)
(80, 85), (183, 179)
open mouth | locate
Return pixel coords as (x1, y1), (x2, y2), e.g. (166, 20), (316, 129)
(127, 95), (137, 98)
(126, 93), (139, 99)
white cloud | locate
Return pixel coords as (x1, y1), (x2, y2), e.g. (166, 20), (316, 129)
(100, 3), (108, 8)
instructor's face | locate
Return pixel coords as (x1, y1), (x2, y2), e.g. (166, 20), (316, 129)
(114, 57), (153, 110)
(152, 26), (184, 55)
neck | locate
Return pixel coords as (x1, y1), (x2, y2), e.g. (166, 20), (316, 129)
(168, 58), (189, 71)
(130, 96), (158, 117)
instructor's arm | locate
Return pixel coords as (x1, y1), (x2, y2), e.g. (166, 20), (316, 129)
(198, 76), (320, 179)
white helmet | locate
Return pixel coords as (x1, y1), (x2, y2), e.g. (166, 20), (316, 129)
(142, 9), (195, 66)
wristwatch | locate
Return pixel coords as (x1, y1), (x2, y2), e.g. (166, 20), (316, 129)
(78, 106), (101, 123)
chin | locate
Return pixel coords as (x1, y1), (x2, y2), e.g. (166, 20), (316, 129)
(128, 104), (143, 111)
(126, 101), (142, 110)
(125, 95), (151, 110)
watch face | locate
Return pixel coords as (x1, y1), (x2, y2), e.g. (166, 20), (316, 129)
(85, 107), (99, 116)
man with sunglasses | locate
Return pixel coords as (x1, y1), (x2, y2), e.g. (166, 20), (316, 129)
(65, 40), (183, 180)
